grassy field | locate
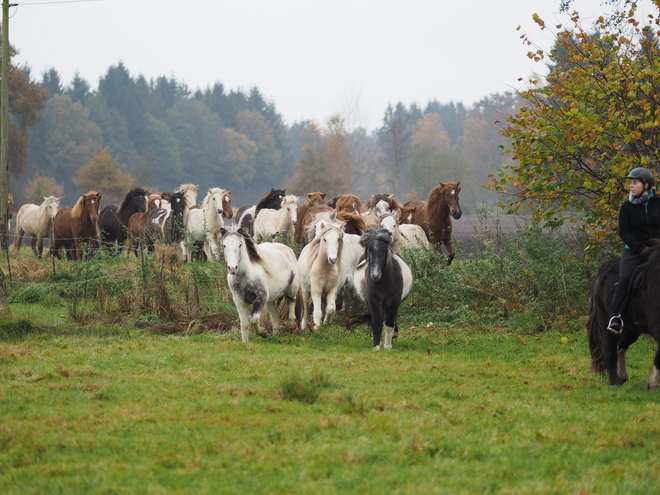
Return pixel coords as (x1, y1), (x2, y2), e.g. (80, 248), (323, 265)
(1, 321), (659, 494)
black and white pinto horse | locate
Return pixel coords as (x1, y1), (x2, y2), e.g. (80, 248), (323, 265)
(98, 187), (149, 249)
(349, 227), (413, 350)
(220, 226), (299, 343)
(144, 191), (187, 252)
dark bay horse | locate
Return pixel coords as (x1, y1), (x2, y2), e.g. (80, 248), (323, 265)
(97, 187), (149, 248)
(405, 182), (462, 265)
(52, 191), (101, 260)
(235, 188), (286, 235)
(587, 249), (660, 389)
(347, 227), (414, 350)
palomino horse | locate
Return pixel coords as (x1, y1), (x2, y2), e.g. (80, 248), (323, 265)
(298, 222), (353, 330)
(587, 248), (660, 389)
(52, 192), (101, 260)
(294, 192), (327, 244)
(348, 227), (414, 350)
(181, 188), (232, 262)
(379, 211), (431, 256)
(235, 188), (286, 236)
(97, 187), (149, 249)
(178, 183), (199, 209)
(220, 226), (299, 343)
(253, 195), (299, 243)
(13, 196), (61, 258)
(363, 193), (403, 226)
(405, 182), (462, 265)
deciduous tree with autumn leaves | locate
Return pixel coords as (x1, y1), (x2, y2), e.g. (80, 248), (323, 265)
(491, 2), (660, 246)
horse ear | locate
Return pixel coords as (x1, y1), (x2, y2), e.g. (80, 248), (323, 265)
(321, 193), (326, 199)
(393, 210), (401, 222)
(438, 182), (444, 187)
(220, 227), (227, 238)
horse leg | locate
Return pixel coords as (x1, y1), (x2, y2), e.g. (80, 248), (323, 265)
(234, 301), (252, 343)
(383, 305), (399, 349)
(249, 293), (269, 339)
(311, 287), (324, 327)
(323, 288), (338, 325)
(444, 239), (455, 265)
(35, 237), (44, 258)
(648, 346), (660, 390)
(267, 299), (285, 336)
(30, 237), (38, 257)
(370, 305), (384, 351)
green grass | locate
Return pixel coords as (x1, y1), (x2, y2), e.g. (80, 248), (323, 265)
(1, 327), (659, 494)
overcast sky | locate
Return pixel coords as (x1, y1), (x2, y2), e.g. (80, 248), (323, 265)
(7, 0), (654, 132)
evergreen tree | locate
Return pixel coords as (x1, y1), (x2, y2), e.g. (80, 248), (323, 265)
(66, 73), (91, 105)
(40, 68), (62, 98)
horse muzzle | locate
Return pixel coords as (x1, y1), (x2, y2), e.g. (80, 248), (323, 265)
(451, 209), (462, 220)
(227, 266), (238, 275)
(370, 268), (382, 281)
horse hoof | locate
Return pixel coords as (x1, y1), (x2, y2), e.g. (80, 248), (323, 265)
(256, 330), (269, 339)
(384, 344), (392, 349)
(373, 345), (381, 351)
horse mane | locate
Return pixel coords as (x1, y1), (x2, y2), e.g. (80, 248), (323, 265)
(235, 227), (263, 264)
(118, 187), (149, 214)
(335, 210), (366, 235)
(303, 192), (326, 206)
(203, 188), (227, 208)
(364, 193), (403, 213)
(334, 194), (362, 214)
(178, 183), (199, 195)
(360, 226), (393, 249)
(307, 223), (344, 270)
(71, 192), (98, 218)
(424, 182), (460, 219)
(281, 195), (299, 207)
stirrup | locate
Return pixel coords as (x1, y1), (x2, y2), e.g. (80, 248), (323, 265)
(607, 316), (623, 335)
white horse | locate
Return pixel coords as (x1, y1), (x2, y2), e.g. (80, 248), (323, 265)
(380, 212), (431, 256)
(362, 193), (402, 226)
(12, 196), (61, 258)
(253, 195), (299, 243)
(181, 188), (229, 262)
(220, 227), (299, 343)
(298, 223), (349, 330)
(304, 211), (363, 293)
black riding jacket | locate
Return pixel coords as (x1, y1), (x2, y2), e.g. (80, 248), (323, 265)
(618, 193), (660, 254)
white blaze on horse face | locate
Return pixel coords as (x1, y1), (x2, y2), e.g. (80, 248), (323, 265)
(375, 199), (392, 217)
(222, 234), (242, 275)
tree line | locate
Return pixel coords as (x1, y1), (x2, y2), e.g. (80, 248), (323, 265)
(6, 48), (518, 210)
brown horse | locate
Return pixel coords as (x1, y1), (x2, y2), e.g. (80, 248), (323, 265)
(125, 194), (163, 256)
(294, 192), (327, 244)
(335, 210), (366, 236)
(52, 191), (102, 260)
(405, 182), (462, 265)
(328, 193), (362, 215)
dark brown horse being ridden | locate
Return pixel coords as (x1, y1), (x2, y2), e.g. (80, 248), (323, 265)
(587, 245), (660, 389)
(405, 182), (462, 264)
(52, 191), (102, 260)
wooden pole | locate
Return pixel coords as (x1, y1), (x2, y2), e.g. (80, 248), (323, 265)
(0, 1), (9, 251)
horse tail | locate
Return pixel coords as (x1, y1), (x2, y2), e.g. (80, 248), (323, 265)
(346, 311), (371, 333)
(586, 258), (618, 374)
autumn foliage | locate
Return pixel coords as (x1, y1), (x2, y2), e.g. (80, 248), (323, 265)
(492, 3), (660, 246)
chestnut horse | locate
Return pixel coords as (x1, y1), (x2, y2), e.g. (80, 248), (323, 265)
(405, 182), (462, 265)
(294, 192), (327, 244)
(52, 192), (101, 260)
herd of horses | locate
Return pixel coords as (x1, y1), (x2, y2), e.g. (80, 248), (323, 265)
(7, 180), (660, 386)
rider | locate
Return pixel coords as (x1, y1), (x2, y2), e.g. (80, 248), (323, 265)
(607, 167), (660, 334)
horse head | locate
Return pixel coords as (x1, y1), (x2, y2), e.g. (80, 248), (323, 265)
(72, 192), (101, 222)
(44, 196), (61, 221)
(304, 192), (326, 207)
(379, 213), (399, 241)
(222, 190), (233, 219)
(7, 193), (13, 220)
(360, 227), (393, 282)
(439, 182), (462, 220)
(316, 223), (344, 265)
(282, 195), (299, 225)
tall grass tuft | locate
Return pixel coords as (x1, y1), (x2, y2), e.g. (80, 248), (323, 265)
(279, 373), (321, 404)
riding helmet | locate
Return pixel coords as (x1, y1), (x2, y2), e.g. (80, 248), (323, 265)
(625, 167), (656, 188)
